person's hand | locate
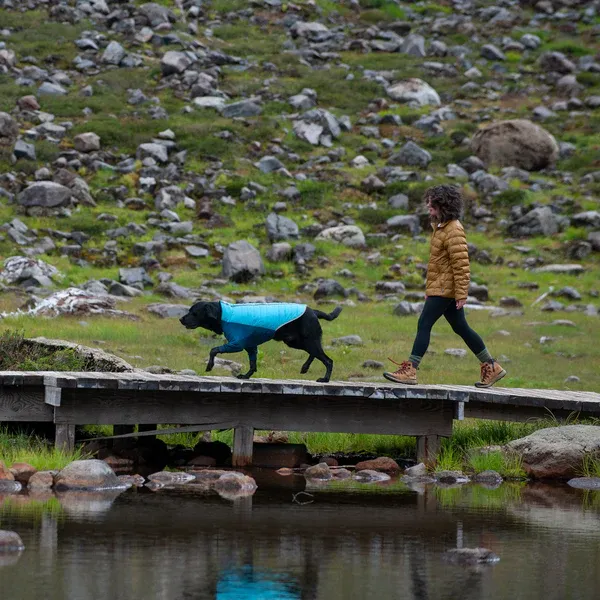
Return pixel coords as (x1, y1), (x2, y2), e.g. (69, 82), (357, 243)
(456, 298), (467, 310)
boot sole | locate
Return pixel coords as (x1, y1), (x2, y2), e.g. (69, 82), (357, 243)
(383, 372), (417, 385)
(474, 369), (507, 388)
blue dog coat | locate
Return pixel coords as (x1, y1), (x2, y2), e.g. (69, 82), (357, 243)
(218, 301), (307, 358)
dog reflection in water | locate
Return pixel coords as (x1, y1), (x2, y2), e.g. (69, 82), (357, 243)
(180, 301), (342, 382)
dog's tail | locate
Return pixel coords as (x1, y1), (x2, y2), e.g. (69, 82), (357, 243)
(314, 306), (342, 321)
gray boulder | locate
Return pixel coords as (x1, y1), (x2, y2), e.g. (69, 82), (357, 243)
(0, 112), (18, 141)
(387, 141), (431, 168)
(222, 240), (265, 282)
(471, 119), (559, 171)
(386, 78), (440, 106)
(38, 82), (67, 96)
(139, 2), (175, 27)
(572, 211), (600, 229)
(161, 51), (192, 76)
(386, 215), (421, 236)
(256, 156), (285, 174)
(17, 182), (72, 208)
(507, 425), (600, 479)
(73, 132), (101, 153)
(101, 41), (126, 65)
(13, 140), (36, 161)
(266, 213), (299, 242)
(508, 206), (561, 237)
(55, 459), (128, 490)
(315, 225), (365, 248)
(538, 51), (576, 74)
(137, 143), (168, 164)
(220, 100), (262, 118)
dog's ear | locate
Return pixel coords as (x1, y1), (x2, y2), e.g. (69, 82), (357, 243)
(203, 303), (220, 322)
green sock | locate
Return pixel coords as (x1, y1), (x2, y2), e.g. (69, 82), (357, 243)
(476, 348), (493, 363)
(409, 354), (422, 368)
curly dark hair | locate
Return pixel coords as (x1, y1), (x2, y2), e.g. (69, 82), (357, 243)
(424, 184), (463, 222)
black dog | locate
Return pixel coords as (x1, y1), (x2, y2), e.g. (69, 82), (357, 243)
(180, 301), (342, 382)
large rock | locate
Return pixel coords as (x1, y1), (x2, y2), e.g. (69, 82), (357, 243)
(355, 457), (401, 474)
(265, 213), (299, 242)
(0, 112), (19, 142)
(73, 132), (101, 153)
(508, 206), (561, 237)
(507, 425), (600, 479)
(222, 240), (265, 282)
(387, 141), (431, 168)
(386, 78), (441, 106)
(161, 51), (192, 76)
(0, 256), (60, 286)
(315, 225), (365, 248)
(139, 2), (176, 27)
(101, 41), (126, 65)
(54, 460), (128, 490)
(471, 119), (559, 171)
(24, 337), (134, 372)
(17, 182), (72, 208)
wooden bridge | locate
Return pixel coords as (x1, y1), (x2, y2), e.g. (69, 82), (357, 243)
(0, 370), (599, 465)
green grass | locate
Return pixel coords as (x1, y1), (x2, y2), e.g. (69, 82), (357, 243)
(0, 428), (87, 471)
(580, 455), (600, 478)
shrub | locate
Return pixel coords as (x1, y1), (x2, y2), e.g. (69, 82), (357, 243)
(494, 188), (529, 206)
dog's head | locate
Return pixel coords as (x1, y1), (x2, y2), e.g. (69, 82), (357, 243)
(179, 301), (223, 334)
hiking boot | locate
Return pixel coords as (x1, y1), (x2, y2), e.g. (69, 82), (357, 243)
(475, 360), (506, 388)
(383, 358), (417, 385)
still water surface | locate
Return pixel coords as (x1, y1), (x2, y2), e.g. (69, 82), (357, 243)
(1, 474), (599, 600)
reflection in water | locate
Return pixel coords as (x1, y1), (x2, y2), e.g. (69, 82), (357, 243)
(0, 480), (599, 600)
(216, 565), (300, 600)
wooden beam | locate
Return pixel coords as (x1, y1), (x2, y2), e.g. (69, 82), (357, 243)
(0, 387), (52, 421)
(55, 424), (75, 452)
(54, 390), (455, 436)
(233, 426), (254, 467)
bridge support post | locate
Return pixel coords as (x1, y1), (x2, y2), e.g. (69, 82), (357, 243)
(55, 424), (75, 452)
(416, 435), (441, 466)
(113, 425), (134, 450)
(233, 426), (254, 467)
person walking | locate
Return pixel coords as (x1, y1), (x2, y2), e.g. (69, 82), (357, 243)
(383, 184), (506, 388)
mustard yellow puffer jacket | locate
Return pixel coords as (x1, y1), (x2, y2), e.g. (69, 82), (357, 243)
(425, 219), (470, 300)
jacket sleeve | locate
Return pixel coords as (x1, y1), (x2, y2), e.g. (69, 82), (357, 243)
(445, 223), (470, 300)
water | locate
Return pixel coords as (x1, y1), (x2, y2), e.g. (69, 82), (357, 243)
(1, 475), (600, 600)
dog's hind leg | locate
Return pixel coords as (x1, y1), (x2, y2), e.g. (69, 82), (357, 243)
(238, 346), (258, 380)
(302, 339), (334, 382)
(300, 355), (315, 374)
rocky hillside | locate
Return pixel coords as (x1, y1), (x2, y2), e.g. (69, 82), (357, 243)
(0, 0), (599, 378)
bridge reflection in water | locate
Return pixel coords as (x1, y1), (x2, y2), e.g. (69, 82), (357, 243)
(1, 478), (600, 600)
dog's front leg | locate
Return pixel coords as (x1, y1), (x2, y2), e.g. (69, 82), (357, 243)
(238, 346), (258, 379)
(206, 347), (220, 372)
(206, 341), (244, 374)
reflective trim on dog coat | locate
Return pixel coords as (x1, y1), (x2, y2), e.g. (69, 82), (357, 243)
(219, 301), (307, 351)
